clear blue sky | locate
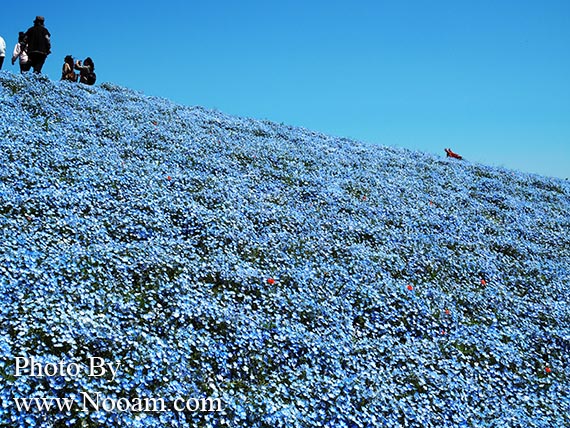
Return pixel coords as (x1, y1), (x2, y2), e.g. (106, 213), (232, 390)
(2, 1), (569, 179)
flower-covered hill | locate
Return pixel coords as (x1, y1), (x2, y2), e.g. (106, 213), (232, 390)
(0, 72), (569, 428)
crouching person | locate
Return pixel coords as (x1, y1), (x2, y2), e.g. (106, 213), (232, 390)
(61, 55), (78, 81)
(75, 57), (96, 85)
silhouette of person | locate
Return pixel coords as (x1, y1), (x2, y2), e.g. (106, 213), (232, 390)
(61, 55), (78, 82)
(75, 57), (96, 85)
(25, 16), (51, 73)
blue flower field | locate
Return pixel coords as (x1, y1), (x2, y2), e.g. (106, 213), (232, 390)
(0, 71), (569, 427)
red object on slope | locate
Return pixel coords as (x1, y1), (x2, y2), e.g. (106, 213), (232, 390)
(445, 148), (463, 160)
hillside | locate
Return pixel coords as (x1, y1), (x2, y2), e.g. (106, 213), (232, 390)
(0, 71), (569, 428)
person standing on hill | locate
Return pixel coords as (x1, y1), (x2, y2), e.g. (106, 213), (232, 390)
(25, 16), (51, 73)
(0, 35), (6, 70)
(12, 32), (31, 73)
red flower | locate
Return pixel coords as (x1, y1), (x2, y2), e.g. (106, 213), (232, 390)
(445, 309), (451, 315)
(362, 195), (367, 201)
(480, 278), (487, 286)
(545, 367), (552, 374)
(167, 176), (172, 181)
(407, 284), (413, 291)
(267, 278), (275, 285)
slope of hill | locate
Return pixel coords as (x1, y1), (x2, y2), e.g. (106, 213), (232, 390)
(0, 72), (569, 427)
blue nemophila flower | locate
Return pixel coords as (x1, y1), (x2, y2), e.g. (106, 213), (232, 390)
(0, 72), (569, 427)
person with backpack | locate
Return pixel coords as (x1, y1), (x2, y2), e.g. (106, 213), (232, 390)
(12, 32), (31, 73)
(61, 55), (78, 82)
(25, 16), (51, 73)
(74, 57), (96, 85)
(0, 35), (6, 70)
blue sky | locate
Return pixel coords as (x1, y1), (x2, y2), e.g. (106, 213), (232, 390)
(2, 1), (569, 179)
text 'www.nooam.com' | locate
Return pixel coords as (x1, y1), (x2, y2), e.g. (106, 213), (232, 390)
(13, 393), (222, 413)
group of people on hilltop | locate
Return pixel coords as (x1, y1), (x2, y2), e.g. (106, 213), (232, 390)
(0, 16), (96, 85)
(61, 55), (96, 85)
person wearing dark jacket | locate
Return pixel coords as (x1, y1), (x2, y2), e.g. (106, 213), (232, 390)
(25, 16), (51, 73)
(75, 57), (96, 85)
